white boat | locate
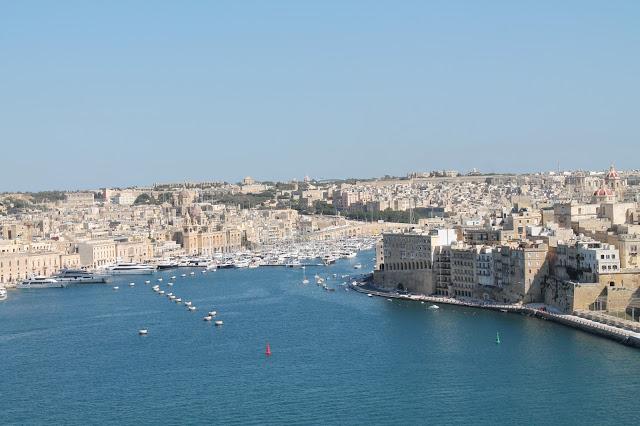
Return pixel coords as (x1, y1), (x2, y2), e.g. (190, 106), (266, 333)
(208, 311), (217, 317)
(17, 276), (65, 289)
(138, 329), (148, 335)
(170, 276), (177, 280)
(428, 304), (440, 310)
(159, 290), (165, 295)
(0, 287), (7, 301)
(53, 269), (108, 284)
(156, 260), (179, 270)
(167, 282), (174, 286)
(203, 315), (212, 321)
(104, 263), (156, 275)
(353, 263), (362, 270)
(214, 320), (224, 326)
(367, 293), (373, 297)
(113, 286), (119, 290)
(145, 280), (151, 284)
(188, 306), (197, 311)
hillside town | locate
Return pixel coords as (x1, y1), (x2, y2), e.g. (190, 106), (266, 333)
(2, 165), (640, 328)
(372, 165), (640, 328)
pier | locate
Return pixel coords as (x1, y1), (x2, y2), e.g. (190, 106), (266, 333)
(351, 283), (640, 349)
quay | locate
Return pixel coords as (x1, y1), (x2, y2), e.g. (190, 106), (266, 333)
(351, 281), (640, 349)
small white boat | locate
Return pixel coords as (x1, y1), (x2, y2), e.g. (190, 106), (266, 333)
(428, 305), (440, 310)
(208, 311), (217, 317)
(170, 276), (176, 280)
(129, 282), (135, 287)
(367, 293), (373, 297)
(168, 282), (174, 286)
(159, 290), (165, 295)
(387, 298), (392, 301)
(144, 280), (151, 284)
(203, 315), (212, 321)
(157, 278), (163, 282)
(190, 272), (195, 276)
(175, 298), (182, 303)
(169, 295), (176, 300)
(113, 286), (119, 290)
(185, 301), (192, 306)
(138, 329), (148, 335)
(167, 292), (173, 296)
(188, 306), (197, 311)
(181, 274), (187, 277)
(214, 320), (224, 326)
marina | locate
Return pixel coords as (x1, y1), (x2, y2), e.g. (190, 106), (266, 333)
(1, 249), (639, 424)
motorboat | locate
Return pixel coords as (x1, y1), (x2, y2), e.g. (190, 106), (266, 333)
(17, 276), (65, 289)
(156, 260), (179, 270)
(53, 269), (108, 284)
(428, 305), (440, 310)
(0, 287), (7, 301)
(104, 263), (156, 275)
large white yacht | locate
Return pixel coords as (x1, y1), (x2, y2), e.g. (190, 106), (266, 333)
(0, 286), (7, 301)
(53, 269), (108, 284)
(104, 263), (157, 275)
(17, 276), (65, 289)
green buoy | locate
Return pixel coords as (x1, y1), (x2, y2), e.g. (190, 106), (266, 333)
(496, 331), (501, 344)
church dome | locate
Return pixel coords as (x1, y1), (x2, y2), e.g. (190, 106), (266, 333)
(605, 165), (620, 180)
(593, 186), (614, 197)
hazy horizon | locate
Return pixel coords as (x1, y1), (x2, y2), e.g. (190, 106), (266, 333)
(2, 1), (639, 191)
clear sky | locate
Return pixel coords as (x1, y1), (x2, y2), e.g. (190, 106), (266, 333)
(1, 1), (639, 191)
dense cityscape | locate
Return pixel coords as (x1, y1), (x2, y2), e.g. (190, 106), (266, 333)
(2, 165), (639, 346)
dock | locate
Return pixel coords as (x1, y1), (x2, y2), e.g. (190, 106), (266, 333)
(351, 283), (640, 349)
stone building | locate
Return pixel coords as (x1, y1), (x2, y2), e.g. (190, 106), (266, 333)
(77, 239), (117, 268)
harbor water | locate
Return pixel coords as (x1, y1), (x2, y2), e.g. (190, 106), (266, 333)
(1, 250), (639, 425)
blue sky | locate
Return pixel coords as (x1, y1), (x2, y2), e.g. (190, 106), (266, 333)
(1, 1), (639, 191)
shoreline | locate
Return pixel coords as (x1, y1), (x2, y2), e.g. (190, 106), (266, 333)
(351, 282), (640, 349)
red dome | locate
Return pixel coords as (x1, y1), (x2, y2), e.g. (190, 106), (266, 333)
(594, 186), (614, 196)
(605, 165), (620, 180)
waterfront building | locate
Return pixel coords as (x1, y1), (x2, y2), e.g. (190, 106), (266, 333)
(450, 244), (477, 298)
(374, 228), (457, 294)
(77, 240), (117, 268)
(555, 239), (620, 283)
(0, 251), (80, 284)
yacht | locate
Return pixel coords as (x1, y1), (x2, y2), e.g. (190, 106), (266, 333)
(156, 260), (179, 270)
(104, 263), (156, 275)
(0, 287), (7, 301)
(53, 269), (108, 284)
(17, 276), (65, 289)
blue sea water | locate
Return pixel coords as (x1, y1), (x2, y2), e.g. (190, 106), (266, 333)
(1, 250), (639, 425)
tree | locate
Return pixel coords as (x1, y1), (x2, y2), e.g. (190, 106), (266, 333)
(134, 193), (156, 205)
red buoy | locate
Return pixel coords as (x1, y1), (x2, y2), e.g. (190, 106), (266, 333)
(265, 342), (272, 356)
